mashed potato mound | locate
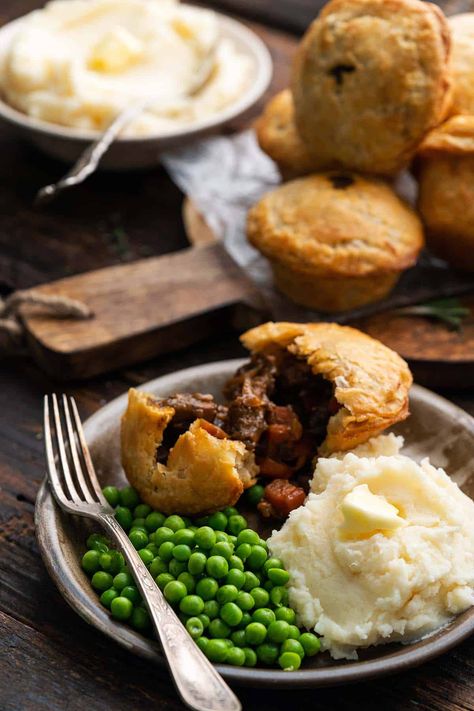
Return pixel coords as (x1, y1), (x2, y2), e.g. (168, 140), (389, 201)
(268, 435), (474, 660)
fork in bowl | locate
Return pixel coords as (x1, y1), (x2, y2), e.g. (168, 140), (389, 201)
(43, 393), (241, 711)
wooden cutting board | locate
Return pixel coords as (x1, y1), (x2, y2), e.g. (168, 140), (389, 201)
(19, 240), (267, 380)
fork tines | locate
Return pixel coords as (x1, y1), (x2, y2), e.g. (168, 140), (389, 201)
(44, 394), (107, 509)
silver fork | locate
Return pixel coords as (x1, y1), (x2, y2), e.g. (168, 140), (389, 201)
(43, 393), (241, 711)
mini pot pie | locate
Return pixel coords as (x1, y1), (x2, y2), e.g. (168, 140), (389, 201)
(416, 115), (474, 271)
(449, 14), (474, 116)
(255, 89), (327, 179)
(121, 389), (258, 515)
(247, 172), (424, 312)
(292, 0), (452, 175)
(121, 322), (412, 518)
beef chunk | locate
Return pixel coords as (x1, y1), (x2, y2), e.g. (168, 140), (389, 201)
(159, 393), (219, 425)
(258, 479), (306, 519)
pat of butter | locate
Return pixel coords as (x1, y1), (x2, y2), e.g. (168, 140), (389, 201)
(340, 484), (405, 535)
(88, 26), (143, 73)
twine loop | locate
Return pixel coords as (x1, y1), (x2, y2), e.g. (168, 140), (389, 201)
(0, 290), (92, 356)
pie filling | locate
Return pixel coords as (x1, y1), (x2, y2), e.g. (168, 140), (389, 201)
(152, 350), (341, 518)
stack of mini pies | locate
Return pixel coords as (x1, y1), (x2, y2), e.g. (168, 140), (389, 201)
(248, 0), (474, 313)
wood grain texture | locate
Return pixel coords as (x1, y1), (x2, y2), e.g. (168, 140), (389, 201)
(0, 0), (473, 710)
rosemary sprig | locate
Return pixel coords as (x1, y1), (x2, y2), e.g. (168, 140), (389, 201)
(393, 298), (471, 331)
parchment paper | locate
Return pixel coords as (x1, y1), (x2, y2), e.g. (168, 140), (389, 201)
(163, 130), (474, 322)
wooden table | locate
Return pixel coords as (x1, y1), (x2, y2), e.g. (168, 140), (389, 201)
(0, 1), (473, 710)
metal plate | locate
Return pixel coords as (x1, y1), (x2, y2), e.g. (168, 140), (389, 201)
(35, 359), (474, 688)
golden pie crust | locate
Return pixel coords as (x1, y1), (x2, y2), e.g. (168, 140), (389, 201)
(255, 89), (326, 179)
(241, 321), (412, 454)
(121, 389), (257, 515)
(292, 0), (451, 175)
(247, 172), (424, 311)
(448, 13), (474, 117)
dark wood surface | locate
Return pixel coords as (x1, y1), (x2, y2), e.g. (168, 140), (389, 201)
(0, 2), (473, 711)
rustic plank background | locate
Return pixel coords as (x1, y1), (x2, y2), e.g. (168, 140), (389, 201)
(0, 1), (473, 710)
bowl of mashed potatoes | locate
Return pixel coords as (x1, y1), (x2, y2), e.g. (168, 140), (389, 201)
(0, 0), (272, 168)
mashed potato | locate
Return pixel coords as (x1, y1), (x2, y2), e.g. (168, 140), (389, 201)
(268, 435), (474, 660)
(0, 0), (251, 134)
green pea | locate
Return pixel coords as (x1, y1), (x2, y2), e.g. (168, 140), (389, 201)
(216, 585), (238, 604)
(225, 568), (246, 590)
(267, 620), (290, 643)
(256, 642), (279, 665)
(196, 577), (218, 601)
(158, 541), (175, 562)
(287, 625), (300, 640)
(102, 486), (120, 507)
(231, 629), (246, 647)
(173, 529), (195, 547)
(236, 529), (260, 547)
(210, 542), (233, 561)
(108, 551), (125, 574)
(172, 544), (192, 562)
(279, 651), (301, 671)
(225, 646), (246, 666)
(154, 526), (175, 547)
(235, 543), (251, 561)
(113, 571), (133, 590)
(263, 580), (273, 592)
(91, 571), (113, 592)
(198, 613), (210, 629)
(228, 535), (238, 545)
(111, 595), (133, 621)
(235, 591), (254, 611)
(207, 512), (228, 531)
(130, 524), (147, 535)
(243, 571), (260, 592)
(238, 612), (253, 630)
(129, 529), (148, 550)
(270, 586), (289, 607)
(156, 572), (174, 590)
(275, 607), (296, 624)
(122, 585), (141, 604)
(223, 506), (239, 518)
(131, 606), (150, 630)
(186, 616), (204, 639)
(220, 602), (243, 627)
(178, 572), (196, 593)
(267, 568), (290, 586)
(206, 555), (228, 579)
(149, 557), (167, 577)
(164, 515), (186, 532)
(205, 639), (228, 662)
(145, 511), (165, 532)
(164, 580), (187, 604)
(87, 533), (109, 553)
(299, 632), (321, 657)
(263, 557), (284, 574)
(215, 531), (230, 544)
(100, 587), (118, 608)
(138, 548), (154, 566)
(146, 542), (159, 555)
(196, 636), (209, 653)
(168, 559), (186, 578)
(228, 555), (244, 572)
(245, 484), (265, 507)
(133, 504), (150, 519)
(188, 552), (207, 575)
(194, 526), (216, 550)
(250, 587), (269, 609)
(227, 515), (247, 536)
(243, 648), (257, 667)
(281, 639), (305, 658)
(203, 600), (219, 620)
(180, 595), (204, 616)
(252, 608), (275, 627)
(115, 507), (133, 531)
(119, 486), (140, 509)
(247, 545), (267, 570)
(245, 622), (267, 645)
(208, 618), (230, 639)
(81, 549), (101, 574)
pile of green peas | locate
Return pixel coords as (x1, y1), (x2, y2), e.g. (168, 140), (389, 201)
(81, 484), (320, 671)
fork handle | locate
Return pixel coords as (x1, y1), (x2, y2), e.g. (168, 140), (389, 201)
(99, 512), (241, 711)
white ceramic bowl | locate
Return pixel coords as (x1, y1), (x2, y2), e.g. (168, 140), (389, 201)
(0, 10), (272, 169)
